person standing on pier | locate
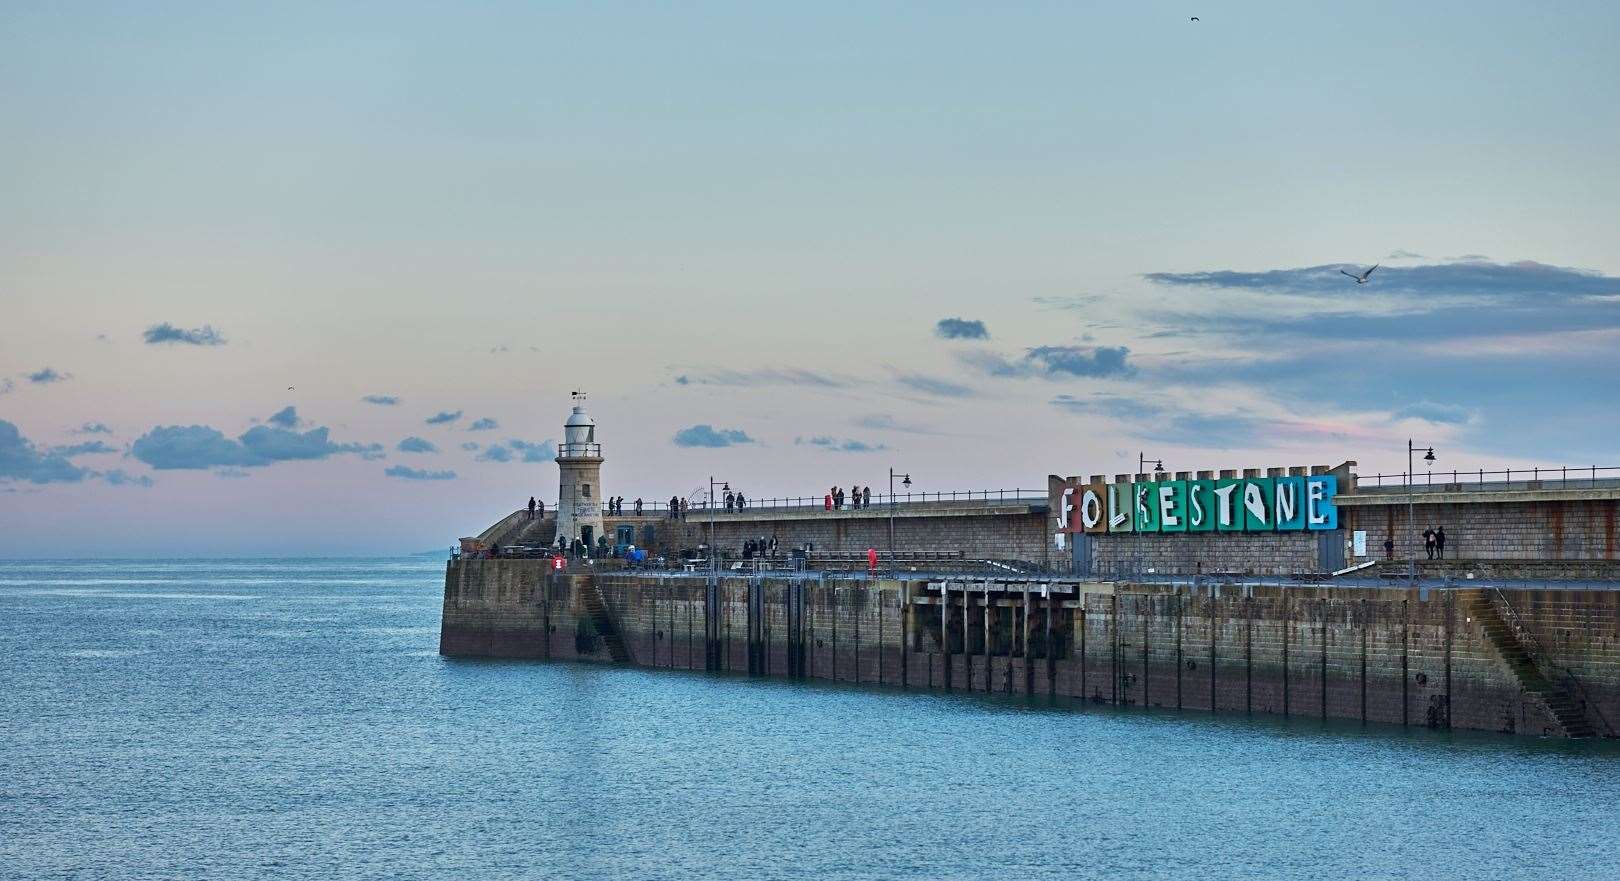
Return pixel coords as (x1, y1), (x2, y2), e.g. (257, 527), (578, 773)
(824, 491), (833, 511)
(536, 499), (544, 520)
(669, 495), (680, 519)
(862, 486), (871, 508)
(634, 497), (643, 516)
(736, 492), (746, 510)
(1423, 528), (1436, 560)
(528, 496), (536, 520)
(1384, 536), (1395, 560)
(1435, 526), (1447, 559)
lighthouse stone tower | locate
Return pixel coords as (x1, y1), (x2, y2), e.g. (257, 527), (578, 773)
(555, 396), (605, 549)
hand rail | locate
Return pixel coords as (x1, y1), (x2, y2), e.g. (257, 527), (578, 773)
(1359, 465), (1620, 490)
(1489, 588), (1615, 737)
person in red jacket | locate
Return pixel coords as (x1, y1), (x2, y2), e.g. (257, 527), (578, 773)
(824, 492), (833, 511)
(867, 547), (878, 573)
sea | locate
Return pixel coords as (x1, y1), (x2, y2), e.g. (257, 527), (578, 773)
(2, 558), (1617, 880)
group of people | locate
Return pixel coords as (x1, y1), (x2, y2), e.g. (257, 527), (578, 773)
(723, 489), (748, 512)
(667, 496), (689, 520)
(823, 485), (872, 510)
(604, 496), (642, 516)
(526, 497), (545, 520)
(1380, 526), (1448, 560)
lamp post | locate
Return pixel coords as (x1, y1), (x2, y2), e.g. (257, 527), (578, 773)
(1407, 440), (1436, 584)
(888, 468), (912, 560)
(708, 476), (729, 579)
(1138, 452), (1166, 477)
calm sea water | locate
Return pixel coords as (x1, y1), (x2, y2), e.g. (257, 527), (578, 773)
(2, 558), (1617, 881)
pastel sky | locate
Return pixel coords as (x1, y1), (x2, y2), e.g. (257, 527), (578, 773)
(5, 2), (1620, 556)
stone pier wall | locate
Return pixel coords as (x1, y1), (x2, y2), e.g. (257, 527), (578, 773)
(440, 560), (1620, 739)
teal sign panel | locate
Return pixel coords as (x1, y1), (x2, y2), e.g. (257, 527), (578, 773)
(1134, 481), (1161, 532)
(1275, 476), (1307, 530)
(1158, 480), (1189, 532)
(1187, 480), (1215, 532)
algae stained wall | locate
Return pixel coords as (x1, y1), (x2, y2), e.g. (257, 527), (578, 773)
(441, 560), (1618, 738)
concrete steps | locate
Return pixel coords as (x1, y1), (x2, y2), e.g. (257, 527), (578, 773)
(1464, 591), (1596, 737)
(579, 581), (633, 664)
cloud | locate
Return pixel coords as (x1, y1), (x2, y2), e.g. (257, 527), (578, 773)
(472, 438), (556, 463)
(460, 442), (480, 451)
(142, 323), (226, 346)
(27, 367), (69, 384)
(1386, 249), (1426, 260)
(266, 406), (301, 429)
(102, 469), (153, 488)
(397, 436), (438, 453)
(214, 468), (251, 479)
(467, 417), (499, 431)
(853, 414), (941, 435)
(891, 372), (976, 398)
(672, 424), (755, 448)
(386, 465), (457, 481)
(0, 420), (89, 484)
(795, 436), (888, 453)
(960, 345), (1134, 379)
(74, 422), (113, 435)
(51, 440), (116, 456)
(0, 379), (13, 396)
(1050, 392), (1162, 420)
(476, 445), (514, 462)
(1391, 400), (1472, 425)
(507, 439), (556, 462)
(1144, 259), (1620, 342)
(674, 368), (855, 389)
(935, 318), (989, 340)
(361, 395), (400, 406)
(425, 410), (462, 425)
(131, 423), (383, 470)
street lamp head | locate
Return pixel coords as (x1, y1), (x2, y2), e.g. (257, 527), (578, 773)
(902, 475), (912, 488)
(1153, 459), (1164, 473)
(1424, 448), (1436, 463)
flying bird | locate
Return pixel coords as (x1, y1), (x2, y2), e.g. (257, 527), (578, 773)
(1340, 264), (1379, 285)
(287, 386), (295, 390)
(1190, 16), (1199, 21)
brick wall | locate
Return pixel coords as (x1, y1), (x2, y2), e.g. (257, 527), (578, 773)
(440, 562), (1619, 738)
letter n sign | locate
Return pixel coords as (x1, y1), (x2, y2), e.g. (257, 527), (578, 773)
(1275, 476), (1307, 530)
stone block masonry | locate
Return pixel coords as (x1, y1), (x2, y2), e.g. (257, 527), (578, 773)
(440, 560), (1620, 739)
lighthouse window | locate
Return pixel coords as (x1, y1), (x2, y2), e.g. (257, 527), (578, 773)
(581, 484), (592, 499)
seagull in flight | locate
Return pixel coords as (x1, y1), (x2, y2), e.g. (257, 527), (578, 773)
(1340, 264), (1378, 285)
(1190, 16), (1199, 21)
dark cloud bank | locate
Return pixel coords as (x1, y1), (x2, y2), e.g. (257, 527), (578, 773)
(130, 408), (382, 470)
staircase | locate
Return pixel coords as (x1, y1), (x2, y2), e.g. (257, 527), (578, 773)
(513, 515), (557, 547)
(1464, 590), (1596, 737)
(578, 581), (634, 663)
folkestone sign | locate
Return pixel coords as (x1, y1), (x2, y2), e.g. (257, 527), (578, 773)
(1055, 475), (1338, 534)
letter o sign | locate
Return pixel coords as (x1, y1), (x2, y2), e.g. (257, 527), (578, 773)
(1080, 488), (1103, 530)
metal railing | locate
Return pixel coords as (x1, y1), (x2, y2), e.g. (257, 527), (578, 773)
(1490, 588), (1615, 737)
(556, 442), (602, 458)
(532, 489), (1049, 518)
(1357, 465), (1620, 492)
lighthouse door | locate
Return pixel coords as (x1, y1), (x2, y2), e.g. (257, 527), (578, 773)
(580, 525), (594, 547)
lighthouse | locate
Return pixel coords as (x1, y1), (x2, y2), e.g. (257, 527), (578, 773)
(555, 393), (604, 550)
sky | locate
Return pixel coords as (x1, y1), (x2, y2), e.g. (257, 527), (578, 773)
(4, 2), (1620, 556)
